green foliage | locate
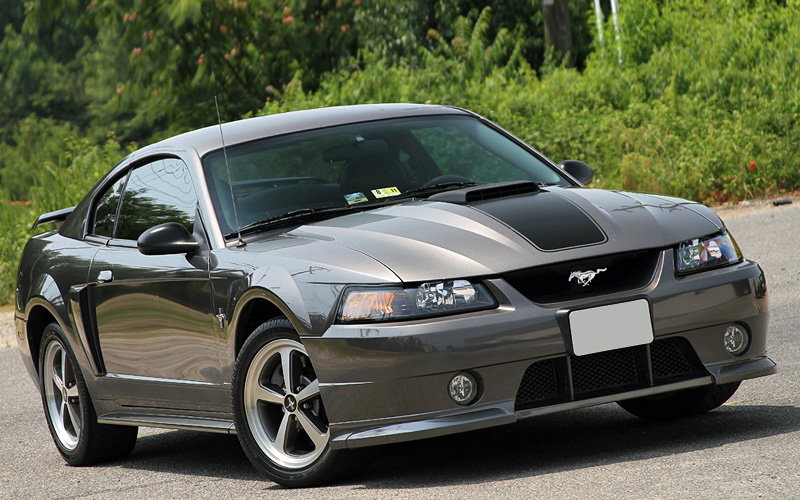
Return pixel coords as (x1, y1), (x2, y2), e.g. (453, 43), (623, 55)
(79, 0), (358, 135)
(424, 6), (525, 80)
(354, 0), (595, 71)
(0, 133), (129, 304)
(0, 24), (89, 129)
(0, 202), (32, 305)
(0, 117), (77, 201)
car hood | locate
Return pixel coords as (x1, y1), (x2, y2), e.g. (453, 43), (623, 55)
(286, 186), (724, 283)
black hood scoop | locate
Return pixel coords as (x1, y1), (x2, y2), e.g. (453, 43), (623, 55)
(428, 181), (540, 204)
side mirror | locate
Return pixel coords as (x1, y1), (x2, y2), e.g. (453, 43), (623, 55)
(559, 160), (594, 186)
(137, 222), (200, 255)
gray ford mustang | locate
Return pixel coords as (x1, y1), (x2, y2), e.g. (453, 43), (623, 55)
(15, 104), (775, 487)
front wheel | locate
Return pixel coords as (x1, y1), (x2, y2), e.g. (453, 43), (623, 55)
(618, 381), (741, 420)
(233, 318), (341, 487)
(39, 323), (138, 465)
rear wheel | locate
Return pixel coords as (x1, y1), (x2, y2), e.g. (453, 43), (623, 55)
(233, 318), (341, 487)
(618, 382), (741, 420)
(39, 322), (138, 465)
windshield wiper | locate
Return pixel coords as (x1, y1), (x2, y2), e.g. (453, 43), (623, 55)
(225, 206), (352, 239)
(399, 181), (478, 199)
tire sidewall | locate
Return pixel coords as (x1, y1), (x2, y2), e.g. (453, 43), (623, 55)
(232, 318), (339, 487)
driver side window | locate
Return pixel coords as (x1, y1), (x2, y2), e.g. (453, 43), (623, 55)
(90, 158), (198, 241)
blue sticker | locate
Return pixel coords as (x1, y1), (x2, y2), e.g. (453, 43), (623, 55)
(344, 192), (369, 205)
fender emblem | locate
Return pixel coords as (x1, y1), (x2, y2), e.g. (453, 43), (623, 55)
(568, 268), (607, 287)
(215, 308), (226, 328)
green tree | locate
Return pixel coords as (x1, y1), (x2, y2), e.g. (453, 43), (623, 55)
(424, 6), (525, 80)
(79, 0), (359, 136)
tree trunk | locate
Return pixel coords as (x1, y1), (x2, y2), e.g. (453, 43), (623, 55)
(542, 0), (574, 67)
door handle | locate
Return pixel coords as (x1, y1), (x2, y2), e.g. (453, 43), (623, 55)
(96, 270), (113, 283)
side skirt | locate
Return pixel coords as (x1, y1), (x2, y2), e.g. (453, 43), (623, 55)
(97, 413), (236, 434)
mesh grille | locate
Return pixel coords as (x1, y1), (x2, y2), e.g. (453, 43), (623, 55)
(571, 347), (640, 395)
(516, 359), (559, 408)
(515, 337), (708, 411)
(652, 338), (695, 381)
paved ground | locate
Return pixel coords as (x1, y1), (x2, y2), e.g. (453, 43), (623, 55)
(1, 200), (798, 499)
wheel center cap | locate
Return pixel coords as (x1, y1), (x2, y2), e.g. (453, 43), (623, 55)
(284, 394), (298, 413)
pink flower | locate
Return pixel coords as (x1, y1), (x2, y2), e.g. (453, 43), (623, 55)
(220, 24), (229, 34)
(282, 15), (295, 24)
(132, 47), (142, 56)
(198, 53), (205, 65)
(116, 87), (123, 95)
(341, 24), (350, 32)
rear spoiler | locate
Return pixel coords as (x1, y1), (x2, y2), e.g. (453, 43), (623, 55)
(32, 206), (75, 230)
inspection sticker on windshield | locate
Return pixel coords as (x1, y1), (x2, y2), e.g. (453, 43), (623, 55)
(371, 187), (401, 198)
(344, 192), (369, 205)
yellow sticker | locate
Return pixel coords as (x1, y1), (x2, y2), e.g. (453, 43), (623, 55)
(371, 186), (401, 198)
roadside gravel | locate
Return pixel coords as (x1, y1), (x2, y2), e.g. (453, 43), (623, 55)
(1, 311), (14, 349)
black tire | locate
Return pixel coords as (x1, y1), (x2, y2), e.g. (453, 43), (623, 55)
(232, 317), (342, 487)
(38, 322), (138, 465)
(618, 381), (741, 420)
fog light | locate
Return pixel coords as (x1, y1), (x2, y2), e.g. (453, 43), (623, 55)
(448, 372), (478, 406)
(724, 324), (749, 356)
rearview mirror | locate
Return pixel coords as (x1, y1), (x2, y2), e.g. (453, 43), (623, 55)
(138, 222), (200, 255)
(559, 160), (594, 185)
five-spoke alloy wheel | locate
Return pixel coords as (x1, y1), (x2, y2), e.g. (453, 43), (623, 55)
(38, 323), (138, 465)
(43, 334), (83, 451)
(233, 318), (341, 487)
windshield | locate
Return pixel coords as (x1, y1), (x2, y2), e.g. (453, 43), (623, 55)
(202, 115), (568, 237)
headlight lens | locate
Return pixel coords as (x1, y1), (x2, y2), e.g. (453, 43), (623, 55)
(675, 231), (742, 275)
(337, 279), (496, 323)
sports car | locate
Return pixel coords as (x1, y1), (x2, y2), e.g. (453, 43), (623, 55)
(15, 104), (775, 487)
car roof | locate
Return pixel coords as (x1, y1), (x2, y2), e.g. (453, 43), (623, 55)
(144, 103), (473, 158)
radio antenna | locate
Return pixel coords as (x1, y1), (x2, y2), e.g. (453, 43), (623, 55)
(215, 95), (245, 247)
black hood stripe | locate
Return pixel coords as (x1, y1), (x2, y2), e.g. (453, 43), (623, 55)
(471, 191), (606, 251)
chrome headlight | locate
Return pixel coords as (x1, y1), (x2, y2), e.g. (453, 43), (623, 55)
(337, 279), (496, 323)
(675, 230), (742, 275)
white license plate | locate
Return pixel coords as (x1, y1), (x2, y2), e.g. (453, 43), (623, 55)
(568, 299), (654, 356)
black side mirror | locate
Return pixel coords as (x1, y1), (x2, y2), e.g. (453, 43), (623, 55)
(138, 222), (200, 255)
(558, 160), (594, 186)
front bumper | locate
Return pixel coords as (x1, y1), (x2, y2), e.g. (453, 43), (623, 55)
(304, 255), (775, 450)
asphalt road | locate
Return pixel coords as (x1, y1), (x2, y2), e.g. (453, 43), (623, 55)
(1, 201), (799, 500)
